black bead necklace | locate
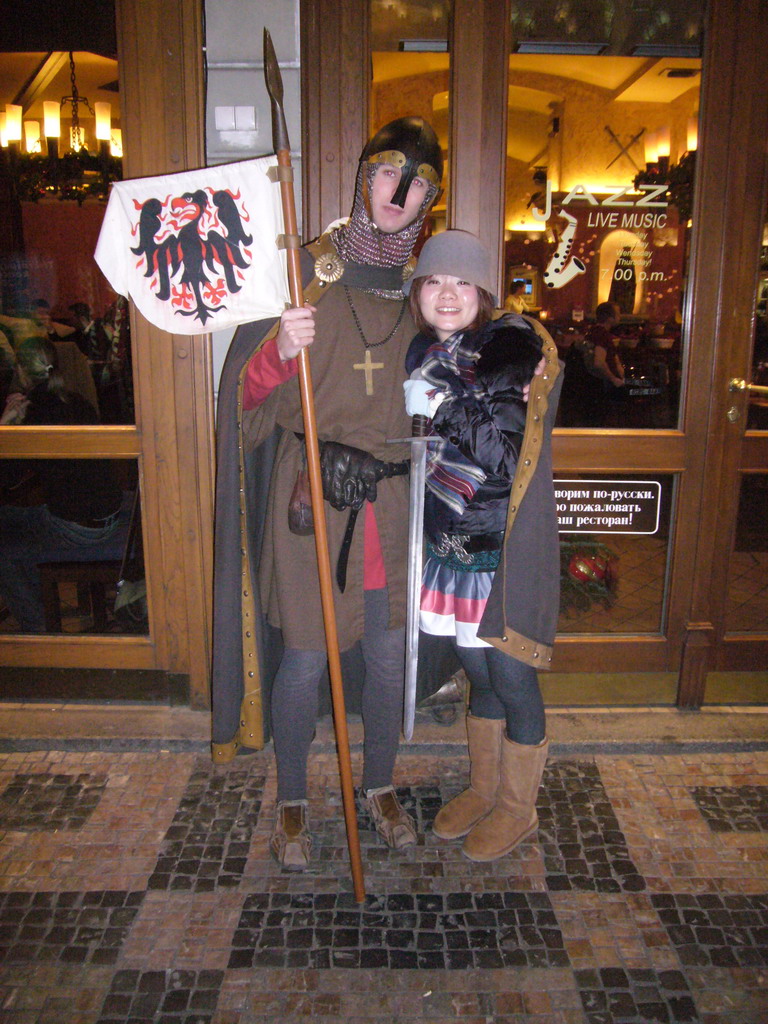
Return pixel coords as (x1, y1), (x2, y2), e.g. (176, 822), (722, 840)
(344, 285), (407, 348)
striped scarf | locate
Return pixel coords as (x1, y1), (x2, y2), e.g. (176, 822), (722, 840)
(420, 328), (487, 517)
(419, 314), (531, 517)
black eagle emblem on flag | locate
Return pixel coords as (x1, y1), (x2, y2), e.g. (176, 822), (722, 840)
(130, 187), (253, 326)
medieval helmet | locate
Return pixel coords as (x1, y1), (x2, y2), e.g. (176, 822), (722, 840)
(331, 115), (443, 276)
(361, 116), (443, 208)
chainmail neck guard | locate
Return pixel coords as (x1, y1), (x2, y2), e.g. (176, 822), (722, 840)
(330, 163), (439, 297)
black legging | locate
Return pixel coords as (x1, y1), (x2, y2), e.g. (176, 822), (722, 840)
(270, 588), (405, 801)
(454, 642), (546, 745)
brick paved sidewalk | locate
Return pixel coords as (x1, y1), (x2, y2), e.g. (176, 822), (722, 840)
(0, 743), (766, 1023)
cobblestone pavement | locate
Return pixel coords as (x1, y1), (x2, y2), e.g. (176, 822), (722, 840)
(0, 744), (766, 1023)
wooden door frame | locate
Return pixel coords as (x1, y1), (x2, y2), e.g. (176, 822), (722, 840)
(118, 0), (213, 707)
(446, 0), (739, 682)
(0, 0), (214, 709)
(678, 0), (768, 692)
(449, 0), (510, 291)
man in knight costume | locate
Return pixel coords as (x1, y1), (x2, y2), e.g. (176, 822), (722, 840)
(211, 117), (457, 867)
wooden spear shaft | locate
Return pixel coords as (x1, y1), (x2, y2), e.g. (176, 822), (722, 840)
(264, 28), (365, 903)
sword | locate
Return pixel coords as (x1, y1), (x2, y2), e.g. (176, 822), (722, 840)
(389, 375), (431, 740)
(403, 413), (429, 740)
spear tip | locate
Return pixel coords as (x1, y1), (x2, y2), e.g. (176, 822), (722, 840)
(263, 26), (283, 105)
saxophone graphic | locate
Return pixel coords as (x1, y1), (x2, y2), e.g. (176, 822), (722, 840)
(543, 211), (586, 289)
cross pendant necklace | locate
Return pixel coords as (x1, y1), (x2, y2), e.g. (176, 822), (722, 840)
(353, 349), (385, 396)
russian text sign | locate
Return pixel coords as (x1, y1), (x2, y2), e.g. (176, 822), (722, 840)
(556, 480), (661, 534)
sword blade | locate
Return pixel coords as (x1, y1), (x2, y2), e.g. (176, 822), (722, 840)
(403, 416), (429, 740)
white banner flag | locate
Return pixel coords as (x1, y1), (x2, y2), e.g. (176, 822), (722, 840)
(95, 156), (290, 335)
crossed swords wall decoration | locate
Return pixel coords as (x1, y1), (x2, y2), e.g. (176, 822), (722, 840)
(604, 125), (645, 172)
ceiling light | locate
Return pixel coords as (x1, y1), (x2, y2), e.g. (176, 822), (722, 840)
(515, 42), (606, 55)
(399, 39), (448, 51)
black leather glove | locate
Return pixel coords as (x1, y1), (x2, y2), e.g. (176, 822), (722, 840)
(320, 441), (380, 511)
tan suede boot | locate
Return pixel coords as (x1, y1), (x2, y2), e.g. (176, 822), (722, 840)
(432, 715), (504, 840)
(462, 735), (548, 862)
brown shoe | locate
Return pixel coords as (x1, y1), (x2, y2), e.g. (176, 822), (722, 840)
(364, 786), (418, 849)
(270, 800), (312, 869)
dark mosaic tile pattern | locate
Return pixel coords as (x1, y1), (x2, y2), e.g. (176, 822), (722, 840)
(651, 893), (768, 968)
(0, 890), (144, 966)
(689, 784), (768, 832)
(228, 890), (569, 970)
(147, 759), (265, 893)
(0, 772), (107, 831)
(576, 967), (700, 1024)
(95, 968), (224, 1024)
(538, 761), (646, 893)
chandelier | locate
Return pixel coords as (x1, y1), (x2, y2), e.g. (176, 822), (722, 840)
(0, 52), (123, 205)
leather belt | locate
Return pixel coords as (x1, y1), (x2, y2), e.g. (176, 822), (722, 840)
(336, 458), (408, 592)
(293, 433), (408, 592)
(433, 531), (504, 555)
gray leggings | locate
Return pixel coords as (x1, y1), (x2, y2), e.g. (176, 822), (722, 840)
(271, 588), (405, 801)
(454, 643), (546, 745)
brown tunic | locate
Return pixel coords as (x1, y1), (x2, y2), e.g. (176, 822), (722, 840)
(253, 284), (415, 650)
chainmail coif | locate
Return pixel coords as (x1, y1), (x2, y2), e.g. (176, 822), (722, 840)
(330, 162), (439, 296)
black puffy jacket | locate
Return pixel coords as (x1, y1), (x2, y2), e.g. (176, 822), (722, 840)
(406, 317), (542, 539)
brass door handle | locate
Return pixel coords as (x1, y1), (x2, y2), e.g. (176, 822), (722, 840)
(729, 377), (768, 395)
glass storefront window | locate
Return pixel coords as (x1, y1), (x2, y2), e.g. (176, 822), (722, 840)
(370, 0), (451, 234)
(726, 208), (768, 634)
(508, 1), (704, 53)
(0, 35), (133, 426)
(0, 7), (146, 640)
(748, 211), (768, 430)
(505, 2), (704, 429)
(726, 474), (768, 634)
(0, 458), (146, 636)
(556, 473), (674, 634)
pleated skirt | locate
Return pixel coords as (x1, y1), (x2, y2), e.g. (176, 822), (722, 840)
(420, 554), (494, 648)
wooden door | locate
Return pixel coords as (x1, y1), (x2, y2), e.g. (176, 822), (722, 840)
(684, 0), (768, 701)
(448, 0), (766, 705)
(303, 0), (766, 707)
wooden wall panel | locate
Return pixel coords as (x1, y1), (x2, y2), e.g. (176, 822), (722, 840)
(449, 0), (509, 294)
(300, 0), (368, 242)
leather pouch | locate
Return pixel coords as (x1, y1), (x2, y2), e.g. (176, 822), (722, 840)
(288, 467), (314, 535)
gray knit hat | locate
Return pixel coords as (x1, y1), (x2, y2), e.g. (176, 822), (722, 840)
(403, 229), (497, 303)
